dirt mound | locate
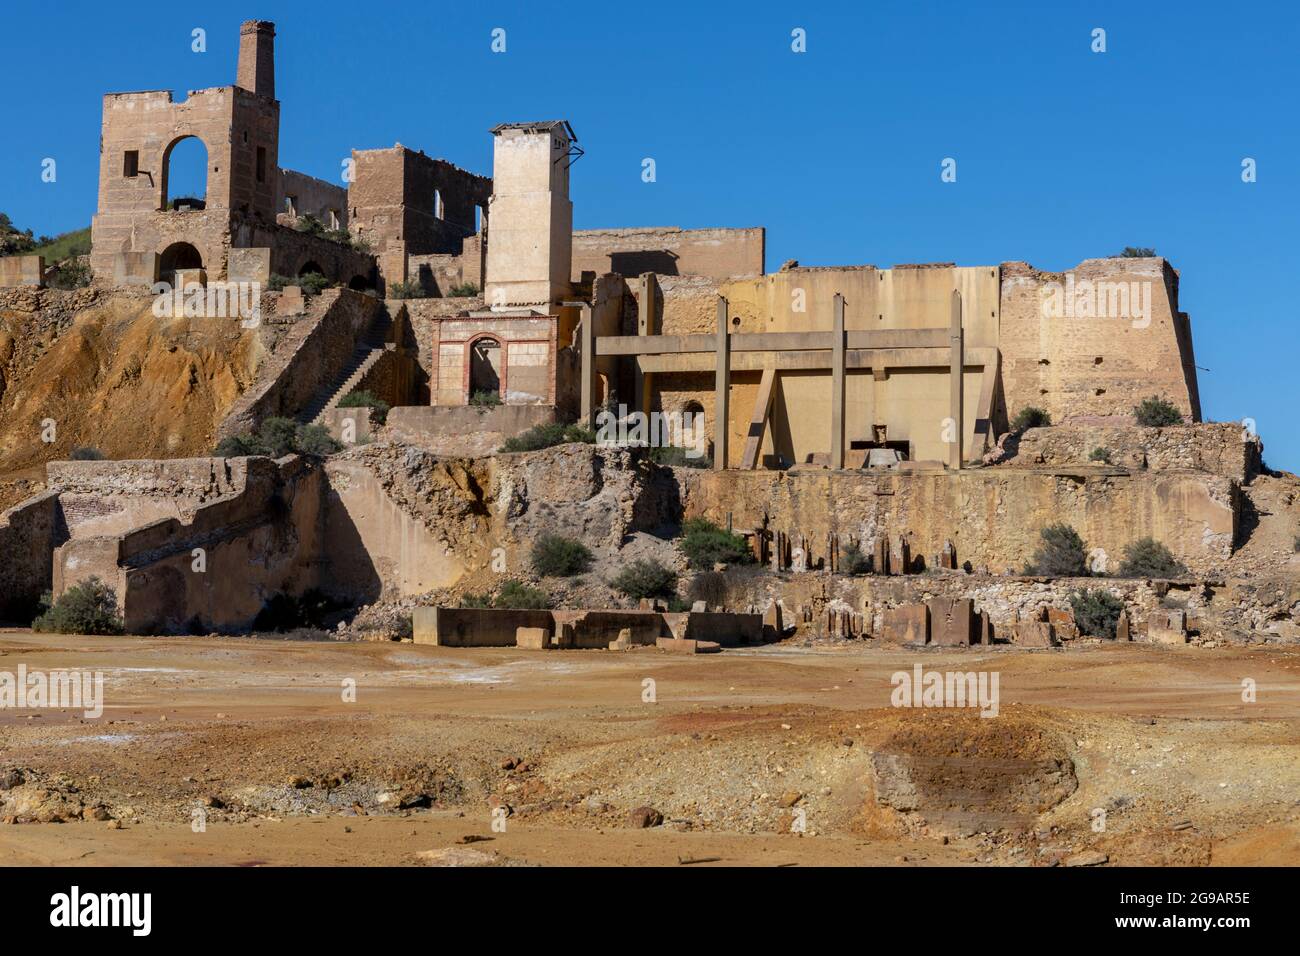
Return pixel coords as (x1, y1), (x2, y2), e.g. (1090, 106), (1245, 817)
(869, 712), (1077, 835)
(0, 295), (260, 508)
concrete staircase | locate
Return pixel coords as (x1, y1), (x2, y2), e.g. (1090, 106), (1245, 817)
(298, 310), (392, 426)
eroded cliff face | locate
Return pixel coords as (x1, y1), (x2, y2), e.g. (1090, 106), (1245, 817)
(0, 289), (261, 509)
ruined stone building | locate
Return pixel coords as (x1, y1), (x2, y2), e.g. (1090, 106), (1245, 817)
(0, 19), (1226, 637)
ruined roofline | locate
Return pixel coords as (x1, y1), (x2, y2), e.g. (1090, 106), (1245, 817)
(1002, 256), (1176, 281)
(574, 225), (764, 237)
(102, 85), (276, 104)
(349, 144), (490, 183)
(489, 120), (577, 140)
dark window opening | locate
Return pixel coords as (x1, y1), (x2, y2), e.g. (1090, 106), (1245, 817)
(256, 146), (266, 183)
(123, 150), (139, 178)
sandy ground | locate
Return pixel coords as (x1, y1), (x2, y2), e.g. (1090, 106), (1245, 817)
(1, 630), (1298, 867)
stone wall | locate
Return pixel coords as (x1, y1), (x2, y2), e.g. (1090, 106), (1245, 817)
(572, 226), (764, 282)
(0, 491), (64, 621)
(1007, 423), (1261, 482)
(384, 404), (555, 455)
(678, 465), (1237, 576)
(998, 257), (1200, 424)
(219, 288), (384, 437)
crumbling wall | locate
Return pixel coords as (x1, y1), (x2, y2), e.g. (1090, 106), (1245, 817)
(276, 169), (347, 227)
(572, 226), (764, 282)
(1007, 423), (1260, 482)
(998, 258), (1200, 424)
(678, 466), (1237, 576)
(0, 491), (64, 621)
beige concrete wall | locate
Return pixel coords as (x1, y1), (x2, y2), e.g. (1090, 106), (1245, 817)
(0, 255), (45, 288)
(572, 227), (763, 282)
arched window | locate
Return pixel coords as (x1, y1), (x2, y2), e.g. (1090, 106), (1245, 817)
(298, 261), (323, 278)
(161, 136), (209, 211)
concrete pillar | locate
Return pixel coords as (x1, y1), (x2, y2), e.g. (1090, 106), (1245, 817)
(949, 289), (963, 470)
(831, 292), (846, 470)
(636, 273), (657, 414)
(714, 296), (730, 470)
(579, 302), (595, 428)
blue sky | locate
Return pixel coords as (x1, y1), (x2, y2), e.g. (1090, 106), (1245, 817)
(2, 0), (1297, 468)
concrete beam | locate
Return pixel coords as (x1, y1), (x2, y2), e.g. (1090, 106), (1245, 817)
(576, 301), (595, 428)
(594, 327), (949, 357)
(636, 345), (998, 375)
(714, 297), (730, 471)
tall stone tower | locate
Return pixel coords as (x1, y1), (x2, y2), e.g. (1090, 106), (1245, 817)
(484, 121), (575, 310)
(236, 20), (276, 99)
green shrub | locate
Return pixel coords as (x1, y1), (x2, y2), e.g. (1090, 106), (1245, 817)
(470, 389), (502, 407)
(267, 273), (291, 291)
(298, 272), (330, 296)
(338, 389), (390, 425)
(214, 417), (340, 458)
(1089, 446), (1112, 464)
(1011, 406), (1052, 432)
(459, 592), (494, 609)
(69, 446), (105, 461)
(1069, 588), (1125, 638)
(610, 559), (677, 599)
(1118, 246), (1156, 258)
(1133, 396), (1183, 427)
(32, 578), (124, 635)
(387, 279), (427, 299)
(295, 423), (342, 457)
(678, 518), (754, 570)
(1025, 523), (1088, 577)
(840, 541), (872, 576)
(48, 260), (92, 290)
(665, 595), (691, 613)
(448, 282), (479, 297)
(294, 214), (326, 237)
(494, 580), (550, 610)
(530, 534), (593, 577)
(500, 422), (597, 453)
(1117, 537), (1187, 578)
(649, 445), (711, 469)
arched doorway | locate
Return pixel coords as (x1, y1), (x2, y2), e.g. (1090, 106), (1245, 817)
(347, 275), (369, 291)
(160, 136), (209, 211)
(469, 337), (502, 403)
(298, 261), (323, 277)
(159, 242), (204, 286)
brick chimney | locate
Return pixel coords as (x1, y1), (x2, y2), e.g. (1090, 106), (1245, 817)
(236, 20), (276, 99)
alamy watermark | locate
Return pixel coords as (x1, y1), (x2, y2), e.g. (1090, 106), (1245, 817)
(0, 664), (103, 718)
(595, 404), (707, 459)
(151, 280), (261, 328)
(1040, 273), (1151, 328)
(890, 664), (999, 718)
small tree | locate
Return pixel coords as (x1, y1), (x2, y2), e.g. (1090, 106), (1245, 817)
(470, 389), (502, 407)
(32, 578), (124, 635)
(1069, 589), (1125, 638)
(1089, 447), (1112, 464)
(448, 282), (479, 297)
(258, 417), (300, 457)
(678, 518), (754, 570)
(1011, 407), (1052, 432)
(610, 559), (678, 600)
(459, 592), (493, 609)
(530, 535), (593, 577)
(298, 272), (330, 296)
(1118, 247), (1156, 258)
(1025, 523), (1088, 576)
(387, 279), (427, 299)
(840, 541), (872, 576)
(1133, 396), (1183, 427)
(494, 580), (550, 609)
(1117, 537), (1187, 578)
